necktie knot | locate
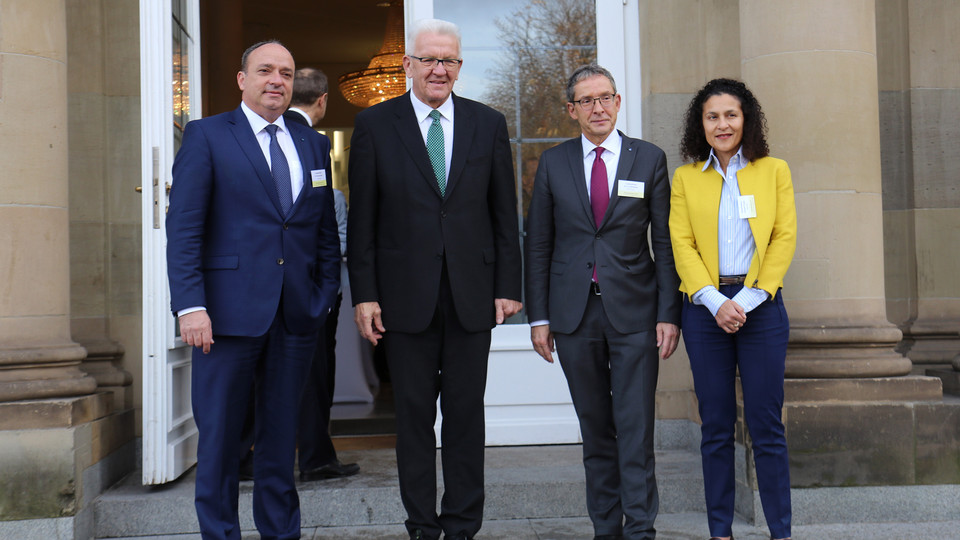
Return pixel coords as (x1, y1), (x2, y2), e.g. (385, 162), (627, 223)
(265, 124), (279, 137)
(594, 146), (605, 158)
(429, 109), (442, 122)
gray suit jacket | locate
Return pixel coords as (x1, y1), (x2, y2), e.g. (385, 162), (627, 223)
(525, 132), (681, 335)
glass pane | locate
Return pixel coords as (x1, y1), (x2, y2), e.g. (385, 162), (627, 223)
(435, 0), (596, 324)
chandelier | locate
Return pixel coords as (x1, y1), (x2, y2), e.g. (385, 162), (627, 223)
(338, 0), (406, 108)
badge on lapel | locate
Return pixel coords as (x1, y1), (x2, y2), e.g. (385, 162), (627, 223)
(617, 180), (645, 198)
(310, 169), (327, 188)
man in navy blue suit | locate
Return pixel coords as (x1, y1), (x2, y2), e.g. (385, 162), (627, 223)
(166, 40), (340, 540)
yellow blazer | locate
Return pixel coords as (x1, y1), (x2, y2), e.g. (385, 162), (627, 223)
(669, 156), (796, 298)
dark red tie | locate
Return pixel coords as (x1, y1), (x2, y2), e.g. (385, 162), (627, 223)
(590, 147), (608, 282)
(590, 146), (608, 228)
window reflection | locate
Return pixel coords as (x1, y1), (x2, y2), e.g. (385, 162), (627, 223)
(435, 0), (597, 323)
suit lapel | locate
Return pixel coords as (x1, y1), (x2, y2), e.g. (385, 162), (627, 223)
(228, 107), (285, 216)
(446, 94), (474, 199)
(604, 134), (637, 226)
(735, 159), (760, 239)
(566, 138), (595, 227)
(286, 126), (312, 219)
(392, 93), (444, 199)
(697, 162), (723, 272)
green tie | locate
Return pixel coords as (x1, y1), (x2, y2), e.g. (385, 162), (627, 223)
(427, 109), (446, 196)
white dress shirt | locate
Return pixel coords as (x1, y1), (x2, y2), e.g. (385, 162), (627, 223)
(580, 131), (622, 198)
(410, 92), (454, 183)
(241, 101), (304, 203)
(691, 147), (769, 316)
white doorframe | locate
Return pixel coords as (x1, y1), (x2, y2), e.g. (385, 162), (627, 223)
(597, 0), (643, 137)
(140, 0), (202, 485)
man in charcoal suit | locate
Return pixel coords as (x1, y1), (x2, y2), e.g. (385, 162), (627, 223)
(525, 64), (681, 540)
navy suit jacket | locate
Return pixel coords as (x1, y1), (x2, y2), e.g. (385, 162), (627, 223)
(167, 106), (340, 337)
(525, 133), (681, 335)
(347, 92), (522, 333)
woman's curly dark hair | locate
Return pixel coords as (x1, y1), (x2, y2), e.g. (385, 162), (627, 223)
(679, 78), (769, 163)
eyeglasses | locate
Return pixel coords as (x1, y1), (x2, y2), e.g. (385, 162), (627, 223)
(571, 94), (616, 109)
(408, 55), (463, 70)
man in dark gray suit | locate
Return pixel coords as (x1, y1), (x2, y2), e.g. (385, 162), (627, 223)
(524, 64), (681, 540)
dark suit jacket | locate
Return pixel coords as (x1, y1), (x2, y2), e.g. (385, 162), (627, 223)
(283, 109), (311, 127)
(167, 106), (341, 337)
(347, 92), (521, 333)
(525, 133), (681, 335)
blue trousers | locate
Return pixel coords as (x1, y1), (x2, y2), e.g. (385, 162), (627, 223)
(681, 286), (791, 539)
(192, 308), (316, 540)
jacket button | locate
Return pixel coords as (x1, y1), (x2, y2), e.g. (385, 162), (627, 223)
(277, 258), (284, 265)
(586, 262), (593, 268)
(595, 233), (602, 239)
(283, 223), (289, 230)
(441, 211), (447, 219)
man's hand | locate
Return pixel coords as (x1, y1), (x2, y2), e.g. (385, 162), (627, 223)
(656, 322), (680, 359)
(354, 301), (385, 345)
(715, 299), (746, 334)
(495, 298), (523, 324)
(530, 324), (555, 363)
(179, 310), (214, 354)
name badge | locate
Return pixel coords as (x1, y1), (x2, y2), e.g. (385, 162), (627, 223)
(311, 169), (327, 188)
(738, 194), (757, 219)
(617, 180), (645, 198)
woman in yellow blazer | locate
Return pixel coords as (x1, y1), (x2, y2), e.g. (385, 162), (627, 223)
(670, 78), (796, 540)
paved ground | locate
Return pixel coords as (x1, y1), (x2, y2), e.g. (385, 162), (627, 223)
(104, 512), (960, 539)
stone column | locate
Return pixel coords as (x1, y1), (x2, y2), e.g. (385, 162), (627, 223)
(739, 0), (911, 378)
(67, 0), (136, 411)
(0, 0), (96, 402)
(898, 1), (960, 380)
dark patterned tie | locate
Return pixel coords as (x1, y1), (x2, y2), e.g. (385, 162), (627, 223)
(427, 109), (446, 196)
(265, 124), (293, 216)
(590, 147), (608, 282)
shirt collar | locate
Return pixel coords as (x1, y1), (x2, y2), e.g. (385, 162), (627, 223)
(287, 107), (313, 127)
(701, 146), (745, 172)
(241, 101), (288, 134)
(410, 91), (455, 123)
(580, 130), (622, 160)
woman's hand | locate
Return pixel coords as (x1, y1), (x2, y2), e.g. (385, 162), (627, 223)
(715, 299), (746, 334)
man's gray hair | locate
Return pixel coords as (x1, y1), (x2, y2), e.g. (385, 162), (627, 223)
(406, 18), (462, 56)
(290, 67), (328, 106)
(565, 64), (617, 102)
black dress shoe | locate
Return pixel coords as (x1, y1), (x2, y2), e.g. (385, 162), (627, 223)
(444, 533), (473, 540)
(299, 459), (360, 481)
(593, 535), (623, 540)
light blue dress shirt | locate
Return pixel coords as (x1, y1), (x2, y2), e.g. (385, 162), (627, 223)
(691, 147), (769, 316)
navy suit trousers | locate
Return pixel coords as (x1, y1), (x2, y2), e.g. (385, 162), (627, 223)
(192, 307), (316, 540)
(682, 285), (792, 540)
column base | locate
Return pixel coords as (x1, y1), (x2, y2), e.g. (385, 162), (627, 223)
(927, 367), (960, 396)
(898, 325), (960, 367)
(736, 376), (960, 490)
(78, 339), (133, 410)
(786, 323), (912, 378)
(0, 343), (96, 402)
(0, 393), (136, 536)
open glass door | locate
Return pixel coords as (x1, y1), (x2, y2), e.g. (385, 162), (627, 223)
(140, 0), (202, 484)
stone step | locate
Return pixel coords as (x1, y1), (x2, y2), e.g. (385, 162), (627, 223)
(93, 445), (705, 538)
